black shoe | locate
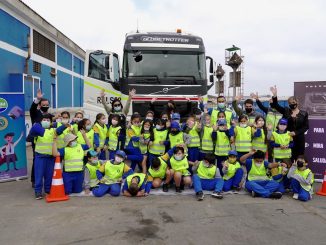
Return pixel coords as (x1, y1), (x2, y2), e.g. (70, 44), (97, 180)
(162, 183), (169, 192)
(35, 193), (43, 200)
(269, 192), (282, 199)
(175, 187), (182, 193)
(180, 184), (185, 190)
(211, 191), (223, 199)
(233, 186), (241, 192)
(196, 191), (204, 201)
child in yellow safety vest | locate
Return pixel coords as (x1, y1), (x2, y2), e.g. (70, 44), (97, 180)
(270, 118), (293, 166)
(287, 155), (314, 201)
(93, 113), (109, 160)
(198, 114), (214, 160)
(168, 146), (192, 193)
(270, 162), (289, 193)
(139, 119), (154, 173)
(192, 153), (224, 201)
(83, 150), (103, 194)
(252, 116), (270, 154)
(108, 114), (122, 160)
(183, 115), (201, 167)
(213, 117), (233, 175)
(56, 111), (74, 149)
(222, 150), (244, 192)
(125, 114), (144, 171)
(77, 118), (95, 163)
(233, 115), (252, 159)
(71, 111), (84, 135)
(168, 121), (190, 150)
(148, 118), (169, 167)
(147, 147), (175, 192)
(93, 150), (133, 197)
(53, 132), (91, 195)
(123, 173), (150, 197)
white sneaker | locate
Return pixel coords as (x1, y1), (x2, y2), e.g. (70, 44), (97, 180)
(293, 193), (299, 200)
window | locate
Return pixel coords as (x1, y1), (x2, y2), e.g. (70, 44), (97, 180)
(88, 51), (110, 82)
(33, 30), (55, 62)
(33, 61), (41, 74)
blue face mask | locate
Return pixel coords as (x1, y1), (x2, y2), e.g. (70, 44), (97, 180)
(41, 121), (51, 129)
(114, 106), (121, 111)
(218, 103), (225, 109)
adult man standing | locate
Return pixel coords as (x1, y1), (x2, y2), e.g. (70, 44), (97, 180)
(232, 95), (262, 125)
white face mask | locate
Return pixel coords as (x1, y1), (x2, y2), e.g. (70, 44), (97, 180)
(62, 119), (69, 124)
(257, 121), (265, 127)
(86, 125), (92, 131)
(115, 156), (123, 163)
(75, 118), (82, 122)
(41, 121), (51, 129)
(146, 117), (153, 121)
(114, 106), (121, 111)
(133, 122), (141, 127)
(144, 127), (150, 131)
(70, 141), (77, 148)
(255, 162), (263, 167)
(240, 123), (247, 128)
(111, 119), (118, 126)
(156, 125), (162, 130)
(56, 118), (62, 123)
(174, 155), (183, 161)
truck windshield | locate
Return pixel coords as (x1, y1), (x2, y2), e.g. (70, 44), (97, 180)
(123, 51), (206, 80)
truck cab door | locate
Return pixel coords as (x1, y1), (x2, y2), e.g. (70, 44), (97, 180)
(85, 50), (120, 84)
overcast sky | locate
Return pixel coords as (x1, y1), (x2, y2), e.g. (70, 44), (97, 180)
(23, 0), (326, 96)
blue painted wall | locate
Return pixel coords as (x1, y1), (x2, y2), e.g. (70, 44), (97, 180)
(57, 46), (72, 70)
(0, 9), (30, 50)
(57, 71), (72, 107)
(0, 48), (25, 92)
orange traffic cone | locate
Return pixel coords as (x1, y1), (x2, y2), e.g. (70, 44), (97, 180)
(316, 170), (326, 196)
(46, 156), (69, 202)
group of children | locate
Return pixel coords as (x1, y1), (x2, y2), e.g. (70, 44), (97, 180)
(29, 100), (314, 202)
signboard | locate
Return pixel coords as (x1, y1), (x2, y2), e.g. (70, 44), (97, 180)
(294, 81), (326, 180)
(0, 93), (27, 182)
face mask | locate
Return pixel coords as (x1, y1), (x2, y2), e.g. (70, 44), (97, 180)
(174, 155), (183, 161)
(255, 162), (263, 167)
(86, 125), (92, 131)
(257, 121), (265, 127)
(146, 117), (153, 121)
(114, 106), (122, 111)
(56, 118), (62, 123)
(62, 119), (69, 124)
(100, 119), (106, 125)
(297, 161), (304, 168)
(156, 125), (162, 130)
(70, 141), (77, 148)
(111, 119), (118, 126)
(245, 108), (253, 113)
(195, 115), (201, 120)
(40, 106), (49, 113)
(133, 122), (141, 127)
(278, 125), (287, 131)
(219, 126), (227, 131)
(41, 121), (50, 129)
(144, 126), (150, 131)
(115, 156), (123, 163)
(289, 104), (297, 110)
(203, 161), (210, 167)
(240, 123), (247, 128)
(218, 103), (225, 109)
(91, 159), (98, 164)
(162, 118), (168, 121)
